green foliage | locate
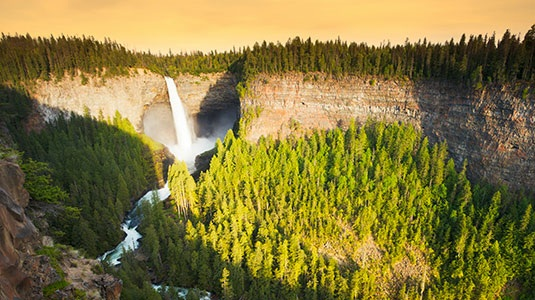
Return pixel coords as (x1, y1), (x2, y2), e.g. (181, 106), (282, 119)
(15, 112), (159, 256)
(522, 87), (530, 99)
(168, 161), (198, 218)
(108, 251), (162, 300)
(43, 280), (70, 297)
(0, 33), (241, 83)
(234, 27), (535, 85)
(36, 246), (63, 271)
(21, 158), (68, 203)
(2, 25), (534, 87)
(0, 84), (32, 127)
(36, 245), (68, 295)
(0, 145), (21, 162)
(136, 121), (535, 299)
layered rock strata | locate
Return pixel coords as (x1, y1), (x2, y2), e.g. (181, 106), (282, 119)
(242, 73), (535, 188)
(28, 71), (239, 133)
(26, 70), (534, 188)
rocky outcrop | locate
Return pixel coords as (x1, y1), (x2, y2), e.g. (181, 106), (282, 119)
(0, 159), (123, 299)
(59, 249), (122, 300)
(242, 73), (535, 188)
(0, 159), (40, 299)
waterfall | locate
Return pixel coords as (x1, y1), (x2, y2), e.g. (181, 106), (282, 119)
(99, 75), (235, 297)
(100, 77), (199, 266)
(165, 76), (193, 155)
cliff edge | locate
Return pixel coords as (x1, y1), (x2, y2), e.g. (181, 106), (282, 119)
(0, 159), (40, 299)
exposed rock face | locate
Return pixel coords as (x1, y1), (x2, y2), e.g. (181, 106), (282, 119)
(0, 160), (39, 299)
(59, 250), (122, 300)
(171, 72), (240, 116)
(28, 71), (239, 134)
(0, 160), (123, 299)
(28, 70), (166, 131)
(26, 69), (534, 188)
(242, 73), (535, 188)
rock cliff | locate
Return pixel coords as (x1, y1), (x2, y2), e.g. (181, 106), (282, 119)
(0, 159), (39, 299)
(25, 70), (534, 188)
(27, 70), (239, 134)
(0, 159), (122, 299)
(242, 73), (535, 188)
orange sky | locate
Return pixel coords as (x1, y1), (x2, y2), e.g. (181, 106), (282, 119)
(1, 0), (533, 54)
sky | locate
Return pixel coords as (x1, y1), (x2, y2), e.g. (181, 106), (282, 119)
(0, 0), (533, 54)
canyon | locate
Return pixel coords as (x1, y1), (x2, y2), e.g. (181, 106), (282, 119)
(27, 70), (534, 189)
(3, 69), (532, 298)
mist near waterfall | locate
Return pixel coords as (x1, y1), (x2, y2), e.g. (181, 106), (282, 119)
(143, 78), (238, 168)
(143, 103), (177, 145)
(170, 107), (237, 167)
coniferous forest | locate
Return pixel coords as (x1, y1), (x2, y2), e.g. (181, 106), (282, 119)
(14, 111), (163, 256)
(0, 25), (534, 299)
(1, 24), (534, 85)
(125, 123), (535, 299)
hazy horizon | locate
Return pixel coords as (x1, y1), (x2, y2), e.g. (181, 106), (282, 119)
(1, 0), (533, 54)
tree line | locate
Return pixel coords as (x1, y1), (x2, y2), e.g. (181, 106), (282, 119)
(0, 33), (240, 82)
(1, 25), (534, 87)
(235, 25), (535, 88)
(118, 121), (535, 299)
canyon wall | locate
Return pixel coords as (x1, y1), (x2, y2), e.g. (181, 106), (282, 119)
(242, 73), (535, 188)
(28, 70), (239, 132)
(27, 70), (534, 188)
(0, 159), (39, 299)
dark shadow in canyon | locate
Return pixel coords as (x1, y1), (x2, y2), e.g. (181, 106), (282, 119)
(192, 73), (240, 174)
(414, 81), (481, 177)
(195, 72), (240, 139)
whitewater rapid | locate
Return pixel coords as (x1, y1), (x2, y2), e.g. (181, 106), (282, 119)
(99, 184), (171, 266)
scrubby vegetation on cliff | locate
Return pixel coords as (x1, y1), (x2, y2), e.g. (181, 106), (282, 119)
(122, 122), (535, 299)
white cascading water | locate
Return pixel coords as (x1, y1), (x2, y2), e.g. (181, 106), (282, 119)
(98, 184), (171, 265)
(99, 77), (196, 266)
(165, 76), (193, 157)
